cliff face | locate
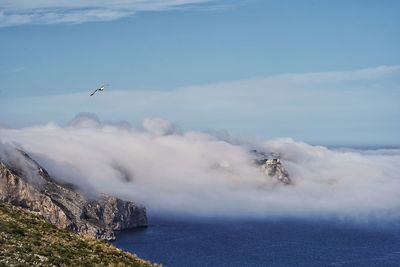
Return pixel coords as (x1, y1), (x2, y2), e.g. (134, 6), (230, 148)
(252, 150), (291, 184)
(0, 150), (147, 240)
(259, 158), (291, 184)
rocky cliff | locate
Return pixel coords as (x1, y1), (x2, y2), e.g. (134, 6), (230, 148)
(252, 150), (291, 184)
(0, 149), (147, 240)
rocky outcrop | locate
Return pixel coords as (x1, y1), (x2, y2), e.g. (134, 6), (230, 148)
(259, 158), (291, 184)
(252, 150), (291, 184)
(0, 149), (147, 240)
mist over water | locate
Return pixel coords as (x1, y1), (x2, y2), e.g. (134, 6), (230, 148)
(1, 113), (399, 221)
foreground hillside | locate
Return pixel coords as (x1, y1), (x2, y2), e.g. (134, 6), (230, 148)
(0, 203), (158, 267)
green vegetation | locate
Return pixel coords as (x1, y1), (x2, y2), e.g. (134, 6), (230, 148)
(0, 203), (160, 267)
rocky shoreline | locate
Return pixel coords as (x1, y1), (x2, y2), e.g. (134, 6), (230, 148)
(0, 145), (291, 242)
(0, 148), (147, 240)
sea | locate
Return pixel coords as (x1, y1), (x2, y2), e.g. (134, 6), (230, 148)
(113, 217), (400, 267)
(113, 145), (400, 267)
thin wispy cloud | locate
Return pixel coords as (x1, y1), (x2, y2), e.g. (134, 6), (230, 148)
(1, 65), (399, 145)
(0, 0), (214, 27)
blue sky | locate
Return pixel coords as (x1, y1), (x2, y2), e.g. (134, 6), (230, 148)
(0, 0), (399, 146)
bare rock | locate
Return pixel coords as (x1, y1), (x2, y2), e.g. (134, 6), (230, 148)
(252, 150), (291, 184)
(0, 149), (147, 240)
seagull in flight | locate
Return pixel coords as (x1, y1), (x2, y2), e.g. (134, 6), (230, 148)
(90, 84), (109, 96)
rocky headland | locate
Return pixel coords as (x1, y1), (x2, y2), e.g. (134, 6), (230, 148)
(252, 150), (291, 184)
(0, 144), (291, 243)
(0, 148), (147, 241)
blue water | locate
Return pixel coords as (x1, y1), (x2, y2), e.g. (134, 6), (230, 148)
(113, 218), (400, 267)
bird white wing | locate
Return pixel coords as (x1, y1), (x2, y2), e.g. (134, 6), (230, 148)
(90, 84), (109, 96)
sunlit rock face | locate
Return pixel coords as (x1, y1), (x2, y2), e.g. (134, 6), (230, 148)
(0, 149), (147, 240)
(252, 150), (291, 184)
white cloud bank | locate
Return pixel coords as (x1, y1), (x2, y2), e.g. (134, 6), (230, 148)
(0, 0), (212, 27)
(1, 113), (399, 221)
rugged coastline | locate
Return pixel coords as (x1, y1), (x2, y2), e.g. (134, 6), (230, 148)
(0, 148), (147, 241)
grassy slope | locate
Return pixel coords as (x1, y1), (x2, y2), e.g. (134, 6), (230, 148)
(0, 203), (160, 267)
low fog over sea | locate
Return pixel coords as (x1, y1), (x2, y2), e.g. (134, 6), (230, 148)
(1, 114), (399, 266)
